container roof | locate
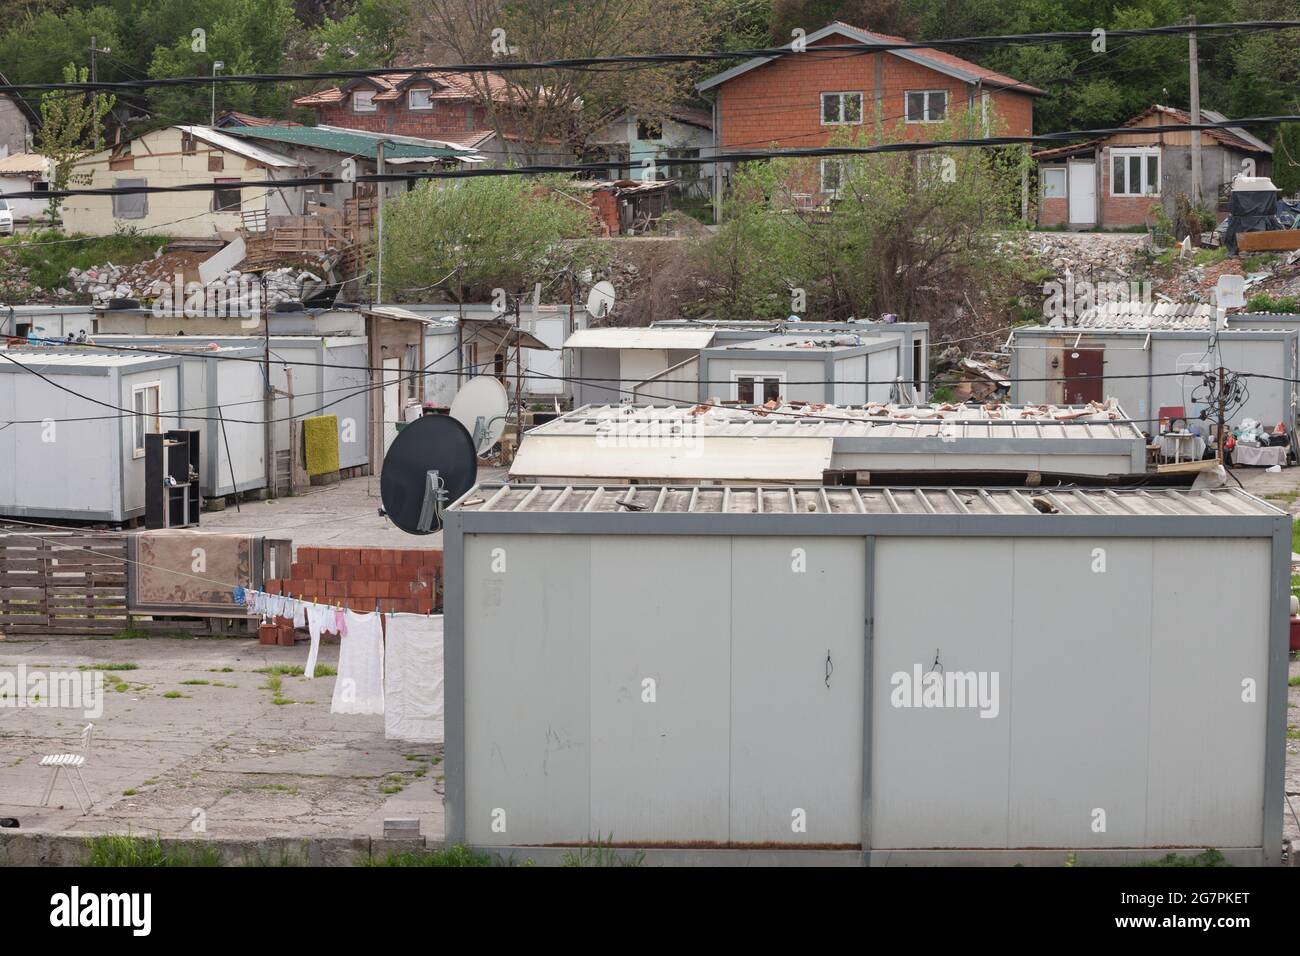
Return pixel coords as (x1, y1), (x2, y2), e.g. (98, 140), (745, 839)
(0, 348), (176, 369)
(716, 333), (890, 352)
(221, 123), (477, 161)
(534, 402), (1144, 441)
(453, 483), (1281, 518)
(564, 328), (717, 350)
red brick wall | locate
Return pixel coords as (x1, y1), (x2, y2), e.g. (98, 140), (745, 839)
(591, 189), (620, 235)
(267, 546), (442, 615)
(311, 100), (492, 138)
(717, 44), (1035, 151)
(1099, 150), (1159, 228)
(1039, 196), (1068, 227)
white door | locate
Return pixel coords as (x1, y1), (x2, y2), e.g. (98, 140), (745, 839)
(382, 358), (400, 454)
(1068, 162), (1096, 226)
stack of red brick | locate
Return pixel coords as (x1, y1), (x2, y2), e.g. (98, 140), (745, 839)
(265, 546), (443, 615)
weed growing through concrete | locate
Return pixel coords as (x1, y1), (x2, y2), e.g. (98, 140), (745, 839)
(85, 833), (220, 867)
(365, 845), (491, 867)
(77, 663), (138, 671)
(561, 835), (645, 868)
(180, 680), (209, 686)
(161, 691), (189, 699)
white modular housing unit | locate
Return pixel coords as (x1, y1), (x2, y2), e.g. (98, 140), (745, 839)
(700, 334), (902, 405)
(444, 483), (1290, 865)
(653, 319), (931, 401)
(92, 335), (371, 472)
(510, 402), (1149, 484)
(0, 350), (187, 522)
(565, 327), (718, 407)
(1008, 325), (1299, 430)
(1, 305), (97, 341)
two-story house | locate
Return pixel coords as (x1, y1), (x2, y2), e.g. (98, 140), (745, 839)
(696, 21), (1043, 218)
(293, 67), (568, 166)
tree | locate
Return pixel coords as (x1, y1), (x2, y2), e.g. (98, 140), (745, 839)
(417, 0), (706, 165)
(770, 0), (917, 43)
(312, 0), (413, 70)
(36, 64), (117, 223)
(377, 176), (601, 302)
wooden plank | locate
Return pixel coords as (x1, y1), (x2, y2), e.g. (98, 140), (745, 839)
(1156, 458), (1220, 474)
(1236, 229), (1300, 252)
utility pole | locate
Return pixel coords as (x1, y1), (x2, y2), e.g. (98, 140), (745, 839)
(262, 274), (275, 499)
(375, 140), (386, 304)
(1217, 366), (1227, 465)
(87, 37), (111, 150)
(211, 61), (224, 127)
(1188, 15), (1202, 205)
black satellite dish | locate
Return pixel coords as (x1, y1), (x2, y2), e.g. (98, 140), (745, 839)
(379, 414), (478, 535)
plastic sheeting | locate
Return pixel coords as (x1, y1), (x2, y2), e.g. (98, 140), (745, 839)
(384, 614), (444, 743)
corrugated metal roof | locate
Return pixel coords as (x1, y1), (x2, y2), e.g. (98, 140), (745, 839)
(1073, 303), (1216, 330)
(531, 403), (1145, 441)
(221, 124), (475, 161)
(0, 152), (49, 175)
(454, 483), (1280, 518)
(564, 328), (717, 350)
(0, 348), (175, 369)
(176, 125), (300, 169)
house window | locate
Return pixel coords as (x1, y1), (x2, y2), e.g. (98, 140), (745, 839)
(208, 152), (224, 171)
(404, 344), (419, 401)
(112, 178), (148, 219)
(212, 178), (241, 212)
(906, 89), (947, 123)
(1111, 147), (1160, 196)
(734, 372), (784, 405)
(132, 382), (161, 458)
(820, 158), (845, 196)
(1042, 167), (1067, 199)
(821, 92), (863, 125)
(181, 132), (197, 155)
(353, 89), (377, 113)
(408, 88), (433, 110)
(636, 119), (662, 141)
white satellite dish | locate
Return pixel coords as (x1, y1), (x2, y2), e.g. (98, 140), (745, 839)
(586, 281), (616, 319)
(450, 376), (510, 455)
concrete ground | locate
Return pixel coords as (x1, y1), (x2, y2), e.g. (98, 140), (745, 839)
(198, 468), (507, 549)
(0, 636), (444, 856)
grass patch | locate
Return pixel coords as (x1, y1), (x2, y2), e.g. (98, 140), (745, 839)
(0, 229), (166, 291)
(256, 783), (299, 794)
(180, 679), (209, 686)
(1289, 675), (1300, 687)
(121, 788), (137, 796)
(271, 696), (295, 706)
(561, 835), (646, 868)
(84, 832), (221, 867)
(365, 845), (492, 867)
(1247, 293), (1300, 314)
(208, 667), (234, 673)
(261, 675), (283, 694)
(1288, 724), (1300, 740)
(161, 691), (189, 699)
(77, 663), (138, 672)
(255, 664), (335, 677)
(1130, 848), (1227, 868)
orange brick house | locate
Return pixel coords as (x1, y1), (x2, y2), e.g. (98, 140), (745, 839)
(695, 22), (1043, 217)
(293, 67), (570, 165)
(1034, 104), (1274, 231)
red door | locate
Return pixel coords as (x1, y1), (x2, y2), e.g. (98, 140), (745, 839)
(1062, 348), (1104, 404)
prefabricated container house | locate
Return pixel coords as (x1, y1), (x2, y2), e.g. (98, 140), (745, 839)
(510, 402), (1149, 484)
(700, 334), (902, 405)
(653, 318), (931, 401)
(0, 350), (188, 522)
(443, 483), (1290, 865)
(566, 327), (719, 407)
(1, 305), (97, 342)
(93, 334), (371, 474)
(1009, 325), (1298, 430)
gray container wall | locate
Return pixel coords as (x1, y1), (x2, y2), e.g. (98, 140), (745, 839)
(444, 514), (1289, 864)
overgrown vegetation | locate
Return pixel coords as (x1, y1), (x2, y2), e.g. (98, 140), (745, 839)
(1246, 294), (1300, 314)
(365, 845), (493, 867)
(85, 833), (221, 867)
(1131, 849), (1228, 867)
(0, 230), (165, 292)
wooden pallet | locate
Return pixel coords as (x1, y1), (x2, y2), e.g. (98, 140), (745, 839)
(0, 532), (130, 633)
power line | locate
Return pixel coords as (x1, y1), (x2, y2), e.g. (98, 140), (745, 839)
(1, 21), (1295, 94)
(5, 114), (1299, 202)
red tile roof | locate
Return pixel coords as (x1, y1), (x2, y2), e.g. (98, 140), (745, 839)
(294, 68), (510, 108)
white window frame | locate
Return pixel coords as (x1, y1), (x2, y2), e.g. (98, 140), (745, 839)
(1110, 146), (1161, 197)
(1042, 167), (1067, 199)
(731, 370), (786, 405)
(408, 87), (433, 111)
(131, 382), (162, 459)
(820, 92), (863, 126)
(820, 158), (845, 196)
(905, 89), (948, 124)
(352, 89), (377, 113)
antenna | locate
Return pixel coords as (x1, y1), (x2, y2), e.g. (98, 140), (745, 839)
(586, 281), (616, 320)
(378, 415), (477, 535)
(449, 376), (510, 456)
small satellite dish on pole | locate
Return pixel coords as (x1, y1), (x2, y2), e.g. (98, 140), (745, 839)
(586, 281), (616, 319)
(450, 376), (510, 455)
(379, 415), (478, 535)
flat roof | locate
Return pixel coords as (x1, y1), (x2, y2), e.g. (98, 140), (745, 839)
(453, 483), (1281, 518)
(715, 333), (892, 354)
(564, 328), (717, 350)
(534, 403), (1144, 442)
(0, 348), (179, 370)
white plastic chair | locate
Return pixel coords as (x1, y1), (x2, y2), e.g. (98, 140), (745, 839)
(39, 723), (94, 812)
